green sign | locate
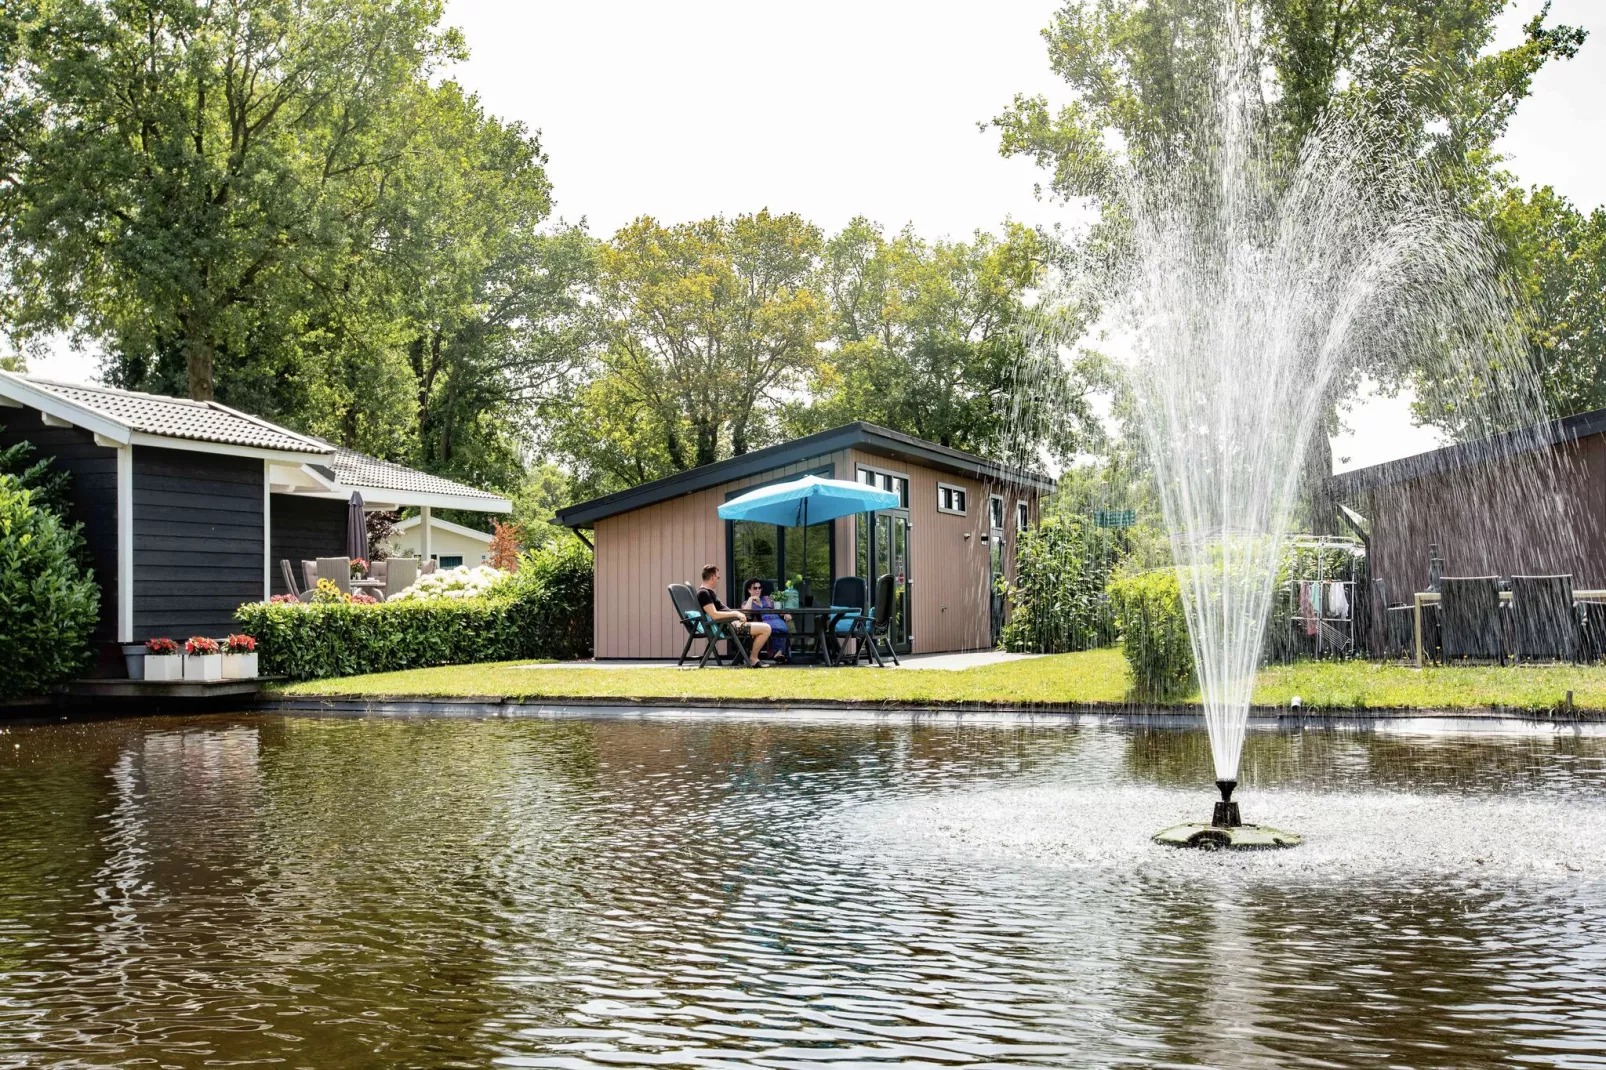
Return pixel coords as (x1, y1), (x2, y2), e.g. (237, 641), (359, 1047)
(1093, 509), (1135, 529)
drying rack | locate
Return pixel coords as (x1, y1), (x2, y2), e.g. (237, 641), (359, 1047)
(1286, 535), (1365, 659)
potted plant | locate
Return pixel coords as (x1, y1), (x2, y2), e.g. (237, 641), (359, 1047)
(144, 637), (182, 681)
(350, 557), (369, 579)
(182, 635), (222, 681)
(221, 634), (258, 679)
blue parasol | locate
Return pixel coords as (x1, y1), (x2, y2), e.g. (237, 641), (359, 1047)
(718, 476), (899, 593)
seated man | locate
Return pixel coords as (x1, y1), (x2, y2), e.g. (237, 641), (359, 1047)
(696, 564), (772, 667)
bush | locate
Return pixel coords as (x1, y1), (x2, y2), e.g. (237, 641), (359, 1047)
(236, 537), (593, 680)
(0, 474), (100, 697)
(1106, 567), (1195, 699)
(1002, 514), (1120, 653)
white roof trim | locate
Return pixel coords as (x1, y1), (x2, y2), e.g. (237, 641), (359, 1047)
(127, 431), (330, 464)
(286, 486), (513, 513)
(0, 371), (131, 444)
(393, 514), (497, 542)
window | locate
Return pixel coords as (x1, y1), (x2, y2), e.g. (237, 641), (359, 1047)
(1016, 501), (1029, 533)
(857, 465), (909, 508)
(438, 555), (463, 568)
(937, 482), (967, 515)
(989, 494), (1004, 530)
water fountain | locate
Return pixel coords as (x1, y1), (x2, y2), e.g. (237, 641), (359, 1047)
(1093, 20), (1557, 849)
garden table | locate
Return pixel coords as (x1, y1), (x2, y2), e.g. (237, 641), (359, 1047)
(351, 578), (387, 599)
(1412, 588), (1606, 667)
(744, 606), (861, 667)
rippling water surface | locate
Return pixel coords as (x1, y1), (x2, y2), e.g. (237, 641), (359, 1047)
(2, 712), (1604, 1069)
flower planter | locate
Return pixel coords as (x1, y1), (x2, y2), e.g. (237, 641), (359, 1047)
(145, 654), (183, 681)
(221, 652), (258, 680)
(183, 654), (222, 682)
(121, 643), (147, 680)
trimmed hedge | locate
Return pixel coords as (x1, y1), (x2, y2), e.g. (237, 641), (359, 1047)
(0, 474), (100, 697)
(236, 538), (593, 681)
(1105, 567), (1195, 699)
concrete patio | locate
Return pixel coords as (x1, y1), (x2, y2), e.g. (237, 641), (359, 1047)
(513, 650), (1042, 672)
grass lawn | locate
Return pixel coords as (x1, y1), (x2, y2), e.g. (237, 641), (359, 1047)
(276, 647), (1606, 712)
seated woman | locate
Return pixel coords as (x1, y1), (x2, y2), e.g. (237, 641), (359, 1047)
(743, 579), (792, 663)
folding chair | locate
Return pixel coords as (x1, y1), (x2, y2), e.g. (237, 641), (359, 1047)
(669, 583), (737, 667)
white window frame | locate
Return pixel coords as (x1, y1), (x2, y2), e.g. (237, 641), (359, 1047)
(988, 493), (1005, 530)
(936, 481), (968, 516)
(1016, 500), (1029, 533)
(856, 463), (910, 509)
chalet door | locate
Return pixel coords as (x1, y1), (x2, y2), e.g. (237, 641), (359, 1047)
(867, 511), (912, 654)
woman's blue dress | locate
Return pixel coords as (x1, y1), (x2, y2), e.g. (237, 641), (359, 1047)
(750, 596), (790, 658)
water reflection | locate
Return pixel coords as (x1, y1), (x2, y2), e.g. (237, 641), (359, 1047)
(0, 714), (1602, 1068)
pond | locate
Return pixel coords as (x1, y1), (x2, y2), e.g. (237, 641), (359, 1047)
(2, 711), (1604, 1069)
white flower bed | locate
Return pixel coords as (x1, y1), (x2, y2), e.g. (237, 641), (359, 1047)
(389, 564), (508, 601)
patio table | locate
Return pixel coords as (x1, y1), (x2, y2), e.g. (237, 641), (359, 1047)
(1412, 588), (1606, 667)
(351, 577), (387, 598)
(743, 606), (860, 667)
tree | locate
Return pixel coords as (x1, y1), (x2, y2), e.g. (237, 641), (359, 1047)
(990, 0), (1586, 525)
(2, 0), (464, 402)
(789, 217), (1097, 465)
(991, 0), (1585, 209)
(585, 211), (825, 472)
(1487, 186), (1606, 418)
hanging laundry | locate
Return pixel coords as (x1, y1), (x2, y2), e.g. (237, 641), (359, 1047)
(1299, 582), (1319, 636)
(1328, 581), (1350, 620)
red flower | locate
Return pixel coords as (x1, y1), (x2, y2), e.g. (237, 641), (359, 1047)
(184, 636), (220, 656)
(224, 634), (256, 653)
(145, 637), (178, 655)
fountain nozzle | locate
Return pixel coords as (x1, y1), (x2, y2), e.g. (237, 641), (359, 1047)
(1212, 779), (1241, 828)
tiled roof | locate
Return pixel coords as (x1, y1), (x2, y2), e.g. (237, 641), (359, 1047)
(323, 446), (508, 503)
(19, 377), (330, 455)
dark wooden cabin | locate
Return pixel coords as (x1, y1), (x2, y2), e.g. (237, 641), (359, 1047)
(0, 372), (510, 675)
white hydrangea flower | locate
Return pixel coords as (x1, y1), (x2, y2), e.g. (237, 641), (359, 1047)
(390, 564), (509, 602)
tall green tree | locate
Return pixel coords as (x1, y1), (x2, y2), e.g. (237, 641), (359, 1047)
(576, 211), (825, 478)
(1488, 185), (1606, 417)
(1, 0), (464, 402)
(790, 217), (1097, 465)
(991, 0), (1584, 209)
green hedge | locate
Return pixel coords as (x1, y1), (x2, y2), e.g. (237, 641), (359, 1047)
(1106, 567), (1195, 699)
(236, 538), (593, 681)
(0, 474), (100, 697)
(1002, 514), (1119, 654)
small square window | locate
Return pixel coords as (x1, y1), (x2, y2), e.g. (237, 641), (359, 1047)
(937, 482), (967, 515)
(1016, 501), (1029, 532)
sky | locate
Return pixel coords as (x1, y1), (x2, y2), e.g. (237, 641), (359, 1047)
(28, 0), (1606, 472)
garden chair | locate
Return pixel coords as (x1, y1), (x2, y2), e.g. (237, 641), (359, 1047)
(1373, 579), (1415, 659)
(1438, 576), (1505, 664)
(302, 559), (318, 592)
(422, 559), (437, 576)
(828, 576), (868, 661)
(669, 583), (736, 668)
(1580, 600), (1606, 663)
(845, 573), (900, 667)
(316, 557), (352, 596)
(1510, 574), (1579, 663)
(280, 559), (304, 602)
(369, 559), (389, 583)
(383, 556), (419, 601)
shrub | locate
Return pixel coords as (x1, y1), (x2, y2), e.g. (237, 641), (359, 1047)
(0, 474), (100, 697)
(1106, 567), (1195, 700)
(390, 564), (507, 602)
(1002, 514), (1120, 654)
(236, 537), (594, 680)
